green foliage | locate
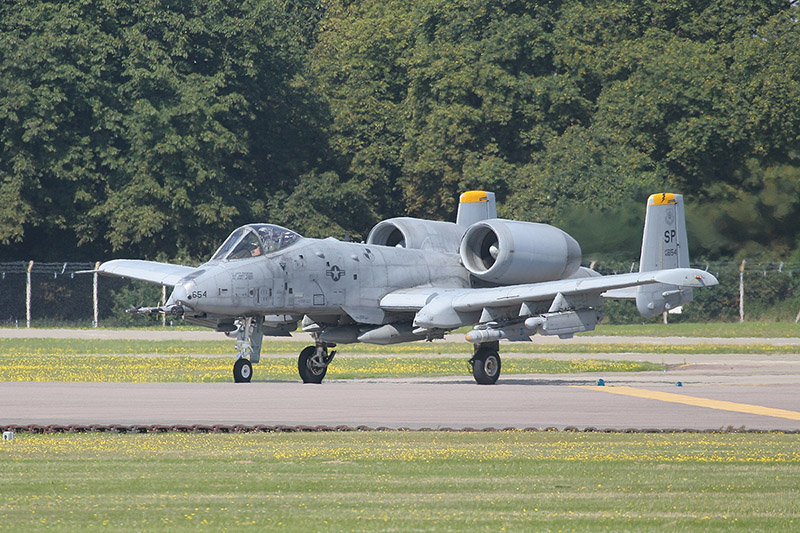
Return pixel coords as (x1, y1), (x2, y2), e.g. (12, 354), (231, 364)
(688, 159), (800, 257)
(0, 0), (330, 260)
(106, 279), (164, 326)
(1, 0), (799, 263)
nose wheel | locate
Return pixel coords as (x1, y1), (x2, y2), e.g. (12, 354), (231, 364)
(233, 358), (253, 383)
(231, 316), (263, 383)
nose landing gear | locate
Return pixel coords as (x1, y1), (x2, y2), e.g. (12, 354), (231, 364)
(232, 316), (263, 383)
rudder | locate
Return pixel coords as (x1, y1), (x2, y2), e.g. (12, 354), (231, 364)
(636, 193), (693, 317)
(639, 192), (689, 271)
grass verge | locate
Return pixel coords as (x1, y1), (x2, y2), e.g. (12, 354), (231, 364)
(1, 432), (798, 531)
(589, 322), (800, 338)
(0, 355), (661, 382)
(2, 337), (799, 356)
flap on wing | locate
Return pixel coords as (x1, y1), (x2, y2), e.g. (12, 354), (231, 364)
(342, 305), (385, 325)
(602, 287), (638, 300)
(379, 288), (461, 312)
(92, 259), (198, 286)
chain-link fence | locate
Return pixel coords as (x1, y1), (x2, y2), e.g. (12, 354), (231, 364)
(0, 262), (165, 328)
(592, 260), (800, 323)
(1, 259), (799, 327)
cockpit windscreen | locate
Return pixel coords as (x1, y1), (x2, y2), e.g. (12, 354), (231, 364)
(211, 224), (301, 261)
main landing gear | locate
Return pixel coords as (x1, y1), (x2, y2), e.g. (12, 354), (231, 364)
(298, 342), (336, 384)
(470, 341), (501, 385)
(233, 358), (253, 383)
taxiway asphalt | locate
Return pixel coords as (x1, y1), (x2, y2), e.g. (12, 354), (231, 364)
(2, 329), (800, 431)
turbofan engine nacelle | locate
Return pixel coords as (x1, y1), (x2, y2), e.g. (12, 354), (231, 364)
(459, 219), (582, 284)
(367, 217), (465, 253)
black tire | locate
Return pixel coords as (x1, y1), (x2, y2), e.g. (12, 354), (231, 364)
(298, 345), (327, 384)
(233, 358), (252, 383)
(472, 350), (501, 385)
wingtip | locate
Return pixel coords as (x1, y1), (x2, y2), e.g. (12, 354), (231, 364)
(652, 268), (718, 287)
(697, 271), (719, 286)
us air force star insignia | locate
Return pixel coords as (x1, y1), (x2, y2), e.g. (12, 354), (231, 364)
(326, 265), (345, 282)
(665, 206), (675, 226)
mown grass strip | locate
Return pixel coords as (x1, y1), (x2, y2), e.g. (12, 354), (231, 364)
(589, 322), (800, 338)
(1, 432), (798, 531)
(1, 337), (799, 356)
(0, 355), (662, 382)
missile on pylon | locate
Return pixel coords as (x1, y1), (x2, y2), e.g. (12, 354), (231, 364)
(465, 316), (545, 344)
(464, 328), (505, 344)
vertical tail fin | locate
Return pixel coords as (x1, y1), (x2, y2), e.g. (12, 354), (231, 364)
(639, 193), (689, 271)
(456, 190), (497, 226)
(636, 193), (693, 317)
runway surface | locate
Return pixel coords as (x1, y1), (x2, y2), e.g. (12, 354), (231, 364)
(2, 329), (800, 430)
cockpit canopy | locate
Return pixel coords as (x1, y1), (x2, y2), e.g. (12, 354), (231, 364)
(211, 224), (301, 261)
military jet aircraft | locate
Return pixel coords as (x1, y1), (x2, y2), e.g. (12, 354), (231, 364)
(89, 191), (717, 384)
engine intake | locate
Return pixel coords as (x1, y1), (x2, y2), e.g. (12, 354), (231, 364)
(367, 218), (465, 253)
(459, 219), (581, 284)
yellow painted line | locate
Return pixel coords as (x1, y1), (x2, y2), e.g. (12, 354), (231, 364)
(576, 385), (800, 421)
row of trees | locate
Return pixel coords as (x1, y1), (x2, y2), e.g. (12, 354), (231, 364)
(2, 0), (799, 263)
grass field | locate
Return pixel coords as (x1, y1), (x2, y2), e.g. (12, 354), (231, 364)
(1, 334), (798, 382)
(0, 354), (661, 382)
(1, 431), (798, 531)
(2, 336), (800, 357)
(589, 322), (800, 338)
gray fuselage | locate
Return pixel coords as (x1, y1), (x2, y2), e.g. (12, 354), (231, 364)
(170, 237), (470, 325)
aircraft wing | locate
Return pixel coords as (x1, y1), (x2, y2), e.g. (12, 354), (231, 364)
(381, 268), (717, 328)
(88, 260), (198, 286)
(453, 268), (716, 311)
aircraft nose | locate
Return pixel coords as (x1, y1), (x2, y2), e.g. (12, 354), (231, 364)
(168, 282), (192, 309)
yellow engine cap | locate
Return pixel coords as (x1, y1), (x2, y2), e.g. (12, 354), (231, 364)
(649, 193), (677, 205)
(460, 190), (489, 203)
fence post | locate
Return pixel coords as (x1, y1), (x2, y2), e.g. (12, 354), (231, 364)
(93, 261), (100, 328)
(739, 259), (746, 323)
(26, 260), (33, 328)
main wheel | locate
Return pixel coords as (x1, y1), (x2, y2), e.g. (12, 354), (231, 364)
(472, 350), (501, 385)
(298, 345), (327, 384)
(233, 358), (252, 383)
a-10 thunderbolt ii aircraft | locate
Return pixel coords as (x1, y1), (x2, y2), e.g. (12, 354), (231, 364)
(89, 191), (717, 384)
